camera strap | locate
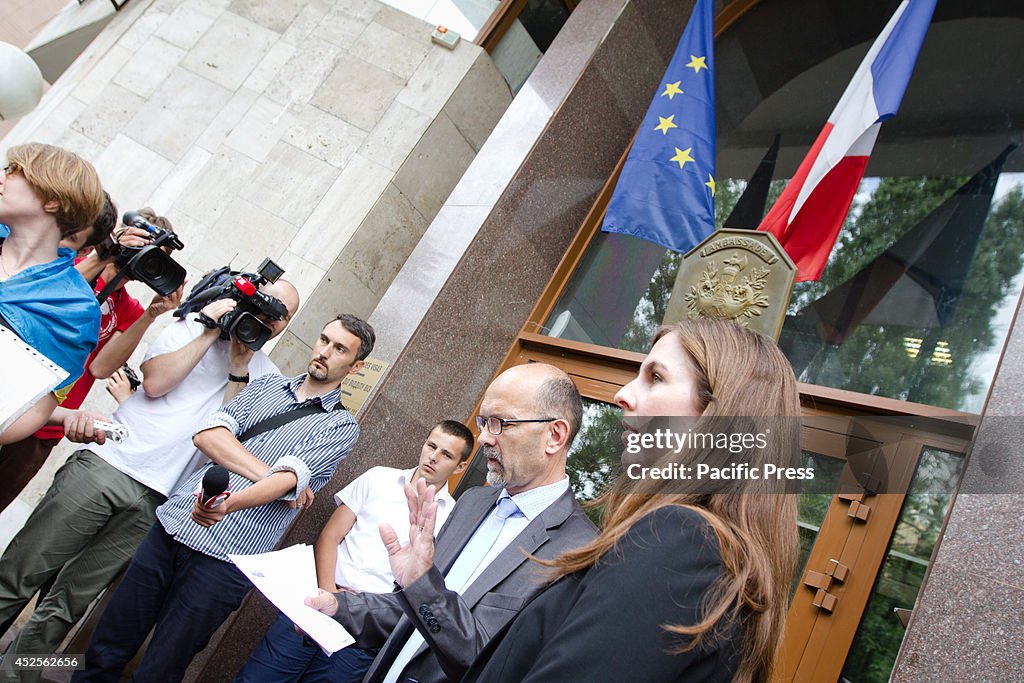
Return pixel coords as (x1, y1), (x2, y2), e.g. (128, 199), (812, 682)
(95, 268), (129, 305)
(237, 400), (346, 444)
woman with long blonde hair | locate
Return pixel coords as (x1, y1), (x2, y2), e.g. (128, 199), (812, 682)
(463, 319), (800, 683)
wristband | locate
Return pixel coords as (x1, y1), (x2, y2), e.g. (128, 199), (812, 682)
(228, 373), (250, 383)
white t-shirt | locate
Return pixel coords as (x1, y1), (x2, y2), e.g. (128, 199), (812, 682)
(92, 317), (277, 496)
(333, 466), (456, 593)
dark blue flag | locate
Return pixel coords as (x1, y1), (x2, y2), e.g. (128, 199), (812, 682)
(601, 0), (715, 253)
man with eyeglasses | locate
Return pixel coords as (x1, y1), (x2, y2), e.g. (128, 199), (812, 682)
(0, 143), (105, 444)
(304, 362), (597, 683)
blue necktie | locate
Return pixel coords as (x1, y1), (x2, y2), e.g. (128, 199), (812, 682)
(443, 495), (520, 593)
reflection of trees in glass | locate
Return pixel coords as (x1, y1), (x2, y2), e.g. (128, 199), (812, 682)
(618, 179), (747, 352)
(566, 400), (623, 523)
(790, 177), (966, 309)
(786, 178), (1024, 412)
(607, 171), (1024, 412)
(620, 249), (682, 353)
(841, 450), (963, 683)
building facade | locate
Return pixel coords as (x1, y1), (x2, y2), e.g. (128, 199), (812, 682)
(2, 0), (1021, 680)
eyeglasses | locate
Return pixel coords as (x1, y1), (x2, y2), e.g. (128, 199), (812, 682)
(2, 162), (21, 177)
(475, 415), (556, 435)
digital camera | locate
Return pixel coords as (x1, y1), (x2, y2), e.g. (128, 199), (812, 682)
(174, 258), (287, 351)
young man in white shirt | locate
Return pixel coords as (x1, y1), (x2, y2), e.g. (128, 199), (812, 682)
(236, 420), (474, 683)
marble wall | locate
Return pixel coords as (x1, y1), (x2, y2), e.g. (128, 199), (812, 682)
(1, 0), (510, 365)
(0, 0), (509, 515)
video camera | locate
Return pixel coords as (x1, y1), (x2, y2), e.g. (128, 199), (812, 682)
(174, 258), (287, 351)
(108, 211), (187, 296)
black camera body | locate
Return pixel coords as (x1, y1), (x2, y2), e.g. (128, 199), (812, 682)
(121, 364), (141, 392)
(115, 211), (187, 295)
(174, 258), (286, 351)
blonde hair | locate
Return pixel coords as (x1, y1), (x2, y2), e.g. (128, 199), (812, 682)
(547, 319), (800, 683)
(7, 143), (104, 237)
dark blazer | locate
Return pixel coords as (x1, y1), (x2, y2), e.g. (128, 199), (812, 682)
(462, 506), (742, 683)
(332, 484), (597, 683)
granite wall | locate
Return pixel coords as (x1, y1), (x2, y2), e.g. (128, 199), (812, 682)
(891, 314), (1024, 677)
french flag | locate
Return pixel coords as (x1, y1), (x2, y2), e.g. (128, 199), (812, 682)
(758, 0), (937, 281)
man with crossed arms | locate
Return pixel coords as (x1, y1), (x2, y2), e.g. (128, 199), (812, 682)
(305, 363), (597, 683)
(74, 314), (373, 683)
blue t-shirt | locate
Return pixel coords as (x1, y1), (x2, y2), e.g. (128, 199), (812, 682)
(0, 224), (100, 389)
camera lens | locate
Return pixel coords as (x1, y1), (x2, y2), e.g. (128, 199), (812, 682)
(230, 312), (271, 350)
(129, 247), (186, 295)
(135, 250), (166, 280)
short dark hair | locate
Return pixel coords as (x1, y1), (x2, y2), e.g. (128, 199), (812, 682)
(435, 420), (474, 461)
(80, 192), (118, 248)
(536, 375), (583, 445)
(334, 314), (375, 361)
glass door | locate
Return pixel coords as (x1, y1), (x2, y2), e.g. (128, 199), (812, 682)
(777, 419), (969, 682)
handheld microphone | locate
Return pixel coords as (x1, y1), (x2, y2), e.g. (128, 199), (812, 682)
(122, 210), (157, 233)
(201, 465), (231, 509)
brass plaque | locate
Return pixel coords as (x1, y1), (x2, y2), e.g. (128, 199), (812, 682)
(663, 229), (796, 340)
(341, 357), (389, 415)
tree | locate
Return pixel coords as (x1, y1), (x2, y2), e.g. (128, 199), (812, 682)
(782, 178), (1024, 412)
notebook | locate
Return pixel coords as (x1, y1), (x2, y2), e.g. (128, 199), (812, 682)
(0, 325), (69, 432)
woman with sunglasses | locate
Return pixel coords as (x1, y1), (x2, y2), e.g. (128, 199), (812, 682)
(0, 143), (105, 444)
(461, 319), (800, 683)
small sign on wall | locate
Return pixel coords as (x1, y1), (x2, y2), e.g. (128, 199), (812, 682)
(341, 357), (388, 415)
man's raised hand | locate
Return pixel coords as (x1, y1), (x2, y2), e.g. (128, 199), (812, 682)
(379, 478), (437, 587)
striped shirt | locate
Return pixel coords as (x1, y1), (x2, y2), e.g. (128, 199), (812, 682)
(156, 373), (359, 562)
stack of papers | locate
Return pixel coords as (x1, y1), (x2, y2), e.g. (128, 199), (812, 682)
(230, 544), (355, 654)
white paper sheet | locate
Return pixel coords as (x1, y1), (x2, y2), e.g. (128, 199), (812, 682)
(230, 544), (355, 655)
(0, 326), (69, 432)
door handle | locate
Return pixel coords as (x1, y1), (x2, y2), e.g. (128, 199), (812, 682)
(812, 589), (838, 613)
(804, 559), (849, 612)
(838, 492), (871, 521)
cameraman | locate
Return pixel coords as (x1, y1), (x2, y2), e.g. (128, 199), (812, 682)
(71, 206), (162, 283)
(0, 276), (299, 679)
(0, 205), (182, 512)
(0, 143), (104, 445)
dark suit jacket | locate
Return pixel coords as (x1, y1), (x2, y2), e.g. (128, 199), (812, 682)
(462, 506), (742, 683)
(332, 484), (597, 683)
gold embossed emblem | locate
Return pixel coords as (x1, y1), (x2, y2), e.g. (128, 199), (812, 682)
(686, 254), (770, 321)
(664, 229), (796, 340)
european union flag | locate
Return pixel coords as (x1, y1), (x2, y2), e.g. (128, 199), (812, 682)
(601, 0), (715, 253)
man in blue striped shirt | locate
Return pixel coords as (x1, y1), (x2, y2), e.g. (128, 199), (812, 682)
(74, 314), (376, 683)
